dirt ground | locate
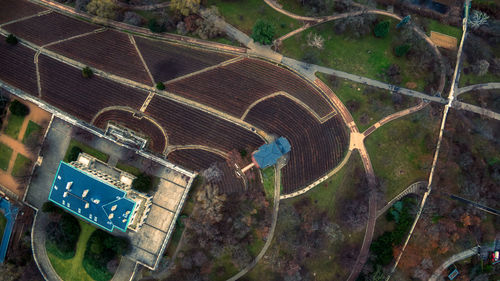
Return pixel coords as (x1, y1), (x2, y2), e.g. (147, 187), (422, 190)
(0, 97), (51, 199)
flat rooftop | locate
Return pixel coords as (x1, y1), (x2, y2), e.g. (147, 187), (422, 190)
(48, 162), (136, 232)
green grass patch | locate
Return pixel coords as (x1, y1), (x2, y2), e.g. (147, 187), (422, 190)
(459, 64), (500, 87)
(0, 212), (7, 242)
(207, 0), (299, 37)
(115, 162), (141, 176)
(208, 251), (239, 281)
(22, 120), (42, 144)
(0, 143), (13, 171)
(3, 114), (25, 139)
(64, 139), (109, 163)
(11, 153), (32, 177)
(427, 19), (462, 40)
(282, 18), (428, 91)
(365, 107), (439, 201)
(47, 221), (97, 281)
(318, 73), (419, 131)
(261, 167), (275, 201)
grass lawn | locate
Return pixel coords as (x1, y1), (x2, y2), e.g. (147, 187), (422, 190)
(208, 251), (239, 281)
(64, 139), (109, 163)
(365, 106), (439, 202)
(0, 212), (6, 241)
(318, 73), (419, 131)
(207, 0), (300, 37)
(261, 167), (275, 202)
(427, 19), (462, 40)
(281, 18), (429, 92)
(115, 162), (141, 176)
(47, 220), (97, 281)
(459, 63), (500, 87)
(247, 153), (366, 280)
(3, 114), (25, 140)
(0, 143), (13, 171)
(11, 154), (32, 177)
(22, 120), (42, 143)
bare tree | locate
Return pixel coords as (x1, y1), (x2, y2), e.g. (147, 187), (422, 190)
(468, 10), (489, 30)
(306, 32), (325, 49)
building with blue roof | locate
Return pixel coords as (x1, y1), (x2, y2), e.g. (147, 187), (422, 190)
(252, 137), (291, 169)
(48, 154), (152, 232)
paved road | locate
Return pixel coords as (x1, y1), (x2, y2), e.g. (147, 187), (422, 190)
(452, 101), (500, 120)
(428, 246), (479, 281)
(32, 211), (63, 281)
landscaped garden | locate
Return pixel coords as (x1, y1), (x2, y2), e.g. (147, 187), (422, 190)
(11, 153), (32, 177)
(22, 120), (42, 143)
(365, 105), (440, 201)
(247, 153), (367, 280)
(43, 202), (130, 281)
(64, 139), (109, 163)
(318, 74), (419, 131)
(261, 166), (275, 202)
(3, 100), (30, 139)
(0, 142), (13, 171)
(281, 17), (440, 92)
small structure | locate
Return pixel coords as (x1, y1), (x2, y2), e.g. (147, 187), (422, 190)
(48, 153), (152, 232)
(252, 137), (291, 169)
(447, 264), (459, 280)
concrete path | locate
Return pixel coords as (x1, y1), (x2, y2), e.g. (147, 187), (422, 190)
(428, 246), (479, 281)
(376, 181), (427, 219)
(111, 256), (137, 281)
(227, 165), (281, 281)
(456, 82), (500, 96)
(363, 100), (428, 137)
(452, 101), (500, 120)
(387, 3), (471, 279)
(31, 211), (63, 281)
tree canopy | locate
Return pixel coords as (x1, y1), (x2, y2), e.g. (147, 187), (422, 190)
(9, 100), (29, 116)
(86, 0), (117, 19)
(374, 20), (390, 38)
(170, 0), (200, 17)
(251, 20), (275, 45)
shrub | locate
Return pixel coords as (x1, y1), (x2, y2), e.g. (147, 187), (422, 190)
(251, 20), (275, 45)
(9, 100), (29, 116)
(67, 146), (83, 162)
(41, 201), (64, 214)
(374, 20), (390, 38)
(82, 66), (93, 78)
(45, 212), (81, 258)
(6, 34), (18, 45)
(394, 44), (410, 57)
(148, 19), (165, 33)
(83, 229), (130, 281)
(156, 82), (165, 90)
(132, 173), (154, 193)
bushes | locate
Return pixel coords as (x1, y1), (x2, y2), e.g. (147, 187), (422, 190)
(148, 19), (166, 33)
(156, 82), (165, 90)
(251, 20), (275, 45)
(394, 44), (410, 57)
(6, 34), (18, 45)
(45, 212), (81, 259)
(374, 20), (390, 38)
(42, 201), (64, 214)
(132, 173), (154, 193)
(67, 146), (83, 162)
(83, 229), (130, 281)
(82, 66), (93, 78)
(9, 100), (29, 116)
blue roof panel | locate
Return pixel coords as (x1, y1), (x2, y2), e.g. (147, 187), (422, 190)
(253, 137), (291, 168)
(48, 162), (136, 232)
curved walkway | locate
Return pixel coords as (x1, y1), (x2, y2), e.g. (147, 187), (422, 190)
(31, 211), (63, 281)
(226, 165), (281, 281)
(376, 181), (427, 218)
(456, 82), (500, 96)
(363, 99), (428, 137)
(428, 246), (479, 281)
(266, 0), (447, 96)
